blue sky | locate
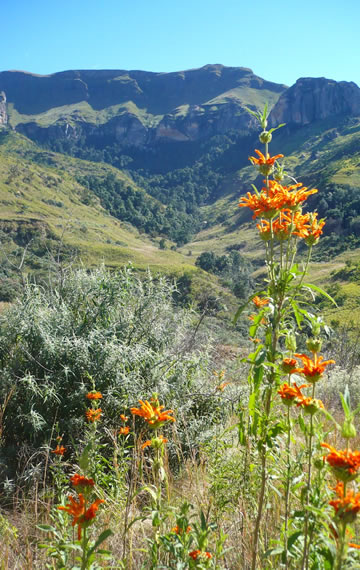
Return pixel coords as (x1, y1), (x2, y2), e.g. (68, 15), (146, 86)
(2, 0), (359, 87)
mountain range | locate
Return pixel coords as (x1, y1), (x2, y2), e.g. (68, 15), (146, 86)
(1, 64), (360, 319)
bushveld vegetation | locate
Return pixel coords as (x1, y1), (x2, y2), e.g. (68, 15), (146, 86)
(1, 108), (360, 570)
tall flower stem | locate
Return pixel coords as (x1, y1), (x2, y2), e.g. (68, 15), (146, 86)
(301, 383), (316, 570)
(251, 385), (272, 570)
(284, 404), (292, 570)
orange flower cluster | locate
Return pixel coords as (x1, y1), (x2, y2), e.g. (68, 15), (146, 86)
(239, 180), (318, 220)
(141, 434), (168, 450)
(58, 494), (104, 540)
(86, 391), (103, 400)
(278, 382), (308, 404)
(278, 382), (324, 414)
(172, 524), (191, 534)
(131, 399), (175, 428)
(249, 149), (284, 167)
(252, 296), (269, 308)
(189, 550), (212, 560)
(119, 426), (130, 435)
(70, 474), (95, 487)
(52, 444), (66, 456)
(256, 210), (325, 243)
(321, 443), (360, 482)
(281, 358), (298, 374)
(329, 482), (360, 522)
(85, 408), (102, 422)
(293, 353), (335, 383)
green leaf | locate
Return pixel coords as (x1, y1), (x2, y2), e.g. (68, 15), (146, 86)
(302, 283), (337, 306)
(86, 529), (113, 560)
(288, 530), (302, 550)
(37, 524), (56, 532)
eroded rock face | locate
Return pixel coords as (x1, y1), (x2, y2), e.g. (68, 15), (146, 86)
(0, 65), (286, 147)
(0, 91), (7, 125)
(270, 77), (360, 126)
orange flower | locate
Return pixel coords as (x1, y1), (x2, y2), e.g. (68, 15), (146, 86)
(189, 550), (212, 560)
(349, 543), (360, 549)
(281, 358), (298, 374)
(274, 182), (318, 211)
(277, 382), (309, 405)
(303, 213), (326, 245)
(82, 498), (104, 522)
(70, 474), (95, 487)
(85, 408), (102, 422)
(329, 481), (360, 522)
(130, 399), (175, 428)
(252, 296), (269, 308)
(58, 494), (104, 540)
(141, 434), (168, 450)
(249, 149), (284, 166)
(296, 396), (324, 415)
(239, 191), (281, 219)
(86, 391), (103, 400)
(293, 353), (335, 382)
(52, 445), (66, 456)
(172, 525), (191, 534)
(321, 443), (360, 482)
(216, 381), (230, 391)
(120, 414), (129, 422)
(119, 426), (130, 435)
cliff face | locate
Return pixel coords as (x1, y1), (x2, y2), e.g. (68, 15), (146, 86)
(270, 77), (360, 127)
(0, 91), (7, 125)
(0, 65), (286, 146)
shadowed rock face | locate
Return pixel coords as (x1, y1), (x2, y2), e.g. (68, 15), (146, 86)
(0, 65), (286, 146)
(270, 77), (360, 127)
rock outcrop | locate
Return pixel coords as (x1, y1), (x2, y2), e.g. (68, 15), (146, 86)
(270, 77), (360, 127)
(0, 91), (7, 125)
(0, 65), (286, 147)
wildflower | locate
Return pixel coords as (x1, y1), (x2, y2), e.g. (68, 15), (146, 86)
(120, 414), (129, 422)
(239, 191), (281, 219)
(297, 396), (324, 415)
(85, 408), (102, 422)
(172, 525), (191, 534)
(281, 358), (298, 374)
(293, 353), (335, 383)
(216, 382), (230, 391)
(58, 494), (104, 540)
(303, 212), (326, 246)
(141, 435), (168, 450)
(349, 543), (360, 549)
(130, 399), (175, 428)
(119, 426), (130, 435)
(329, 481), (360, 523)
(277, 382), (309, 406)
(189, 549), (212, 560)
(252, 296), (269, 308)
(274, 182), (318, 211)
(70, 474), (95, 487)
(321, 443), (360, 482)
(52, 445), (66, 456)
(249, 149), (284, 175)
(86, 391), (103, 400)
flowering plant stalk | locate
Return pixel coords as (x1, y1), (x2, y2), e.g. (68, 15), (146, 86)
(237, 105), (332, 569)
(40, 388), (112, 570)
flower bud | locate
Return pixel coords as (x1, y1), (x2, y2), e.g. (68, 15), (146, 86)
(306, 338), (322, 354)
(274, 164), (285, 182)
(259, 130), (272, 144)
(342, 419), (357, 440)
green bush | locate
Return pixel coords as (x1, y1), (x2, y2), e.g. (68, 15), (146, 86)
(0, 266), (228, 483)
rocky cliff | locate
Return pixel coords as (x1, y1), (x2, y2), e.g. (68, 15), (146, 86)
(0, 91), (7, 125)
(0, 65), (286, 147)
(270, 77), (360, 127)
